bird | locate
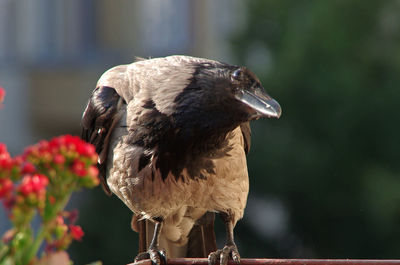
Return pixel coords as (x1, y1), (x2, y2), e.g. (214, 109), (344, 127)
(81, 55), (281, 265)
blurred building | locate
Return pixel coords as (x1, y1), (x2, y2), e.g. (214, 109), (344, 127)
(0, 0), (245, 154)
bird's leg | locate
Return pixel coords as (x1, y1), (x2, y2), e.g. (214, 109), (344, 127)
(208, 212), (240, 265)
(134, 218), (166, 265)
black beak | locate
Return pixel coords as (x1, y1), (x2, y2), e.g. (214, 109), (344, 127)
(235, 87), (282, 119)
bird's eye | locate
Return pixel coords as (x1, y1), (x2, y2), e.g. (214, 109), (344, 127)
(232, 68), (242, 81)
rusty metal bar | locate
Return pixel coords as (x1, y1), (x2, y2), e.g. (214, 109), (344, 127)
(130, 258), (400, 265)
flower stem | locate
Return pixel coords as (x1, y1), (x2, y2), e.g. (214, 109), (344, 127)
(20, 225), (45, 265)
(20, 194), (71, 264)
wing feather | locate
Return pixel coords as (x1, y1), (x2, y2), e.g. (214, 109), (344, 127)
(81, 86), (124, 195)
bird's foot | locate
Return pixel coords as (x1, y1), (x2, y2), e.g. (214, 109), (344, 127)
(208, 244), (240, 265)
(134, 247), (166, 265)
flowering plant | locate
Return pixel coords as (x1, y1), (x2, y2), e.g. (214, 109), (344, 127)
(0, 88), (100, 265)
(0, 87), (5, 105)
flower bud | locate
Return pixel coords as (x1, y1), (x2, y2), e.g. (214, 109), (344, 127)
(21, 162), (36, 174)
(69, 225), (84, 241)
(53, 154), (65, 165)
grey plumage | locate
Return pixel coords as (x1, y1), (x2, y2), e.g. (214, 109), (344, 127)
(81, 55), (281, 265)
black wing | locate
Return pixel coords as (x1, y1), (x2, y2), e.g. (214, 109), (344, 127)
(81, 86), (125, 195)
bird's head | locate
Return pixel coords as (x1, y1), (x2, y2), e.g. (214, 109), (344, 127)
(173, 60), (282, 138)
(228, 66), (281, 120)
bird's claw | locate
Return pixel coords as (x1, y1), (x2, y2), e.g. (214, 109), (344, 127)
(134, 247), (166, 265)
(208, 244), (240, 265)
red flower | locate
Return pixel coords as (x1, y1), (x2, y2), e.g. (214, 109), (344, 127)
(23, 145), (39, 158)
(19, 177), (33, 196)
(0, 156), (13, 171)
(0, 87), (5, 104)
(0, 143), (12, 169)
(0, 178), (13, 198)
(69, 225), (84, 241)
(0, 143), (8, 156)
(86, 166), (100, 186)
(18, 174), (48, 196)
(71, 160), (86, 177)
(87, 166), (99, 178)
(53, 154), (65, 165)
(31, 174), (48, 192)
(76, 143), (95, 157)
(21, 162), (36, 174)
(59, 135), (80, 152)
(13, 155), (24, 165)
(48, 137), (62, 150)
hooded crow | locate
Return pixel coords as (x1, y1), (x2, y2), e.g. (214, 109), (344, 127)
(81, 55), (281, 265)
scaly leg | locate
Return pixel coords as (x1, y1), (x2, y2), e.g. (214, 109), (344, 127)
(208, 212), (240, 265)
(134, 218), (167, 265)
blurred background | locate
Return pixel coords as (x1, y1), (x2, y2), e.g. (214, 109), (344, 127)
(1, 0), (400, 264)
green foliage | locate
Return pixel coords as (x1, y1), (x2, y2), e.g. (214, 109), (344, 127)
(231, 0), (400, 258)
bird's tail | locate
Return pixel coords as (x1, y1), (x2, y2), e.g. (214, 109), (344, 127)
(186, 212), (217, 258)
(135, 212), (217, 258)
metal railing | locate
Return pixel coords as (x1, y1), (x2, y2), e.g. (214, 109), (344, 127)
(130, 258), (400, 265)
